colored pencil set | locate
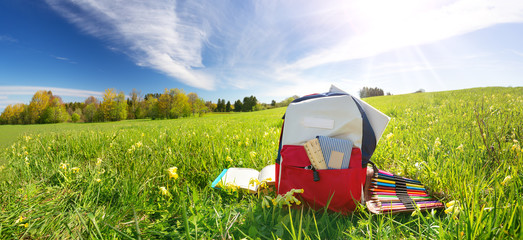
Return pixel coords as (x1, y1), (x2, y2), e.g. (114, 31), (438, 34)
(367, 169), (444, 214)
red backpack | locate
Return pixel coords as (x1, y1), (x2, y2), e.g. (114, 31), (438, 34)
(275, 86), (389, 212)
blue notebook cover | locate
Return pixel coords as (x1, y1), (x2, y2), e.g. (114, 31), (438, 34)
(211, 169), (228, 189)
(317, 136), (353, 169)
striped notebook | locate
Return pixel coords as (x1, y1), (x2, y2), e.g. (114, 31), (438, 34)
(316, 136), (353, 169)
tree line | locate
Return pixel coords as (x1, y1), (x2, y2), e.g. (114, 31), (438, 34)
(0, 88), (207, 124)
(213, 95), (299, 113)
(359, 87), (391, 98)
(0, 88), (298, 125)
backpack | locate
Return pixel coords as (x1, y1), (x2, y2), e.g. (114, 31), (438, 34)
(275, 85), (390, 212)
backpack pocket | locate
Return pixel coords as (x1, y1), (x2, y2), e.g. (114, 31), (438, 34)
(277, 145), (366, 212)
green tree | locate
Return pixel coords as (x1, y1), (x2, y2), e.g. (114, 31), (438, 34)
(226, 101), (231, 112)
(170, 89), (191, 118)
(359, 87), (385, 98)
(194, 98), (208, 116)
(83, 103), (97, 122)
(100, 88), (127, 121)
(128, 89), (142, 119)
(0, 103), (26, 124)
(188, 92), (207, 116)
(115, 91), (128, 121)
(215, 99), (225, 112)
(158, 89), (172, 119)
(101, 89), (116, 121)
(233, 100), (243, 112)
(145, 97), (159, 120)
(242, 96), (257, 112)
(71, 113), (80, 123)
(41, 97), (70, 123)
(28, 90), (51, 123)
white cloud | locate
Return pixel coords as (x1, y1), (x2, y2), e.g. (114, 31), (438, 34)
(0, 35), (17, 42)
(0, 86), (102, 98)
(281, 0), (523, 72)
(45, 0), (523, 97)
(511, 49), (523, 57)
(46, 0), (215, 90)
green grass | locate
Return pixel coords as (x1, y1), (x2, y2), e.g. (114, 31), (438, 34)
(0, 87), (521, 239)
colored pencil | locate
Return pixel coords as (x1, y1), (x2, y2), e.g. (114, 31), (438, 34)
(367, 168), (444, 214)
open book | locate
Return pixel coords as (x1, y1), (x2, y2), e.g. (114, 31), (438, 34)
(211, 164), (275, 193)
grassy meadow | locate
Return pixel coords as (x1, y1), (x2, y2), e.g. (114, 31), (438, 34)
(0, 87), (521, 239)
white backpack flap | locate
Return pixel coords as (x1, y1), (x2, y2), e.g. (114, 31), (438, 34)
(281, 94), (363, 148)
(329, 85), (390, 144)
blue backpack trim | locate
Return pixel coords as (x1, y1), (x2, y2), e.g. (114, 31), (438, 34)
(351, 96), (377, 167)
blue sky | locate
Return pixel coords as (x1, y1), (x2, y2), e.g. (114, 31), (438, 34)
(1, 0), (523, 112)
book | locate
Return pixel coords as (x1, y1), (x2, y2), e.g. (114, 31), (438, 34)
(316, 136), (353, 169)
(211, 164), (276, 193)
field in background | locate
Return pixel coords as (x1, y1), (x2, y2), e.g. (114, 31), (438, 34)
(0, 87), (521, 239)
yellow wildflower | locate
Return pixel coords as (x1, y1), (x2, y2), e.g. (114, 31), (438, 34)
(223, 183), (240, 191)
(59, 162), (68, 170)
(445, 200), (460, 215)
(136, 141), (143, 148)
(501, 175), (512, 186)
(249, 178), (261, 187)
(511, 144), (521, 152)
(434, 138), (441, 148)
(95, 178), (101, 183)
(96, 158), (102, 166)
(249, 151), (257, 158)
(159, 186), (169, 196)
(71, 167), (80, 173)
(456, 144), (464, 152)
(226, 156), (233, 162)
(386, 133), (394, 140)
(167, 167), (179, 180)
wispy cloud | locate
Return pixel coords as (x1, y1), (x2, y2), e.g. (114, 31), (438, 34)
(45, 0), (523, 98)
(511, 49), (523, 57)
(0, 86), (102, 98)
(280, 0), (523, 72)
(46, 0), (215, 90)
(0, 35), (17, 42)
(52, 55), (77, 64)
(53, 56), (69, 61)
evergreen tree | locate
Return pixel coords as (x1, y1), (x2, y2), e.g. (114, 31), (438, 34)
(234, 100), (243, 112)
(226, 101), (231, 112)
